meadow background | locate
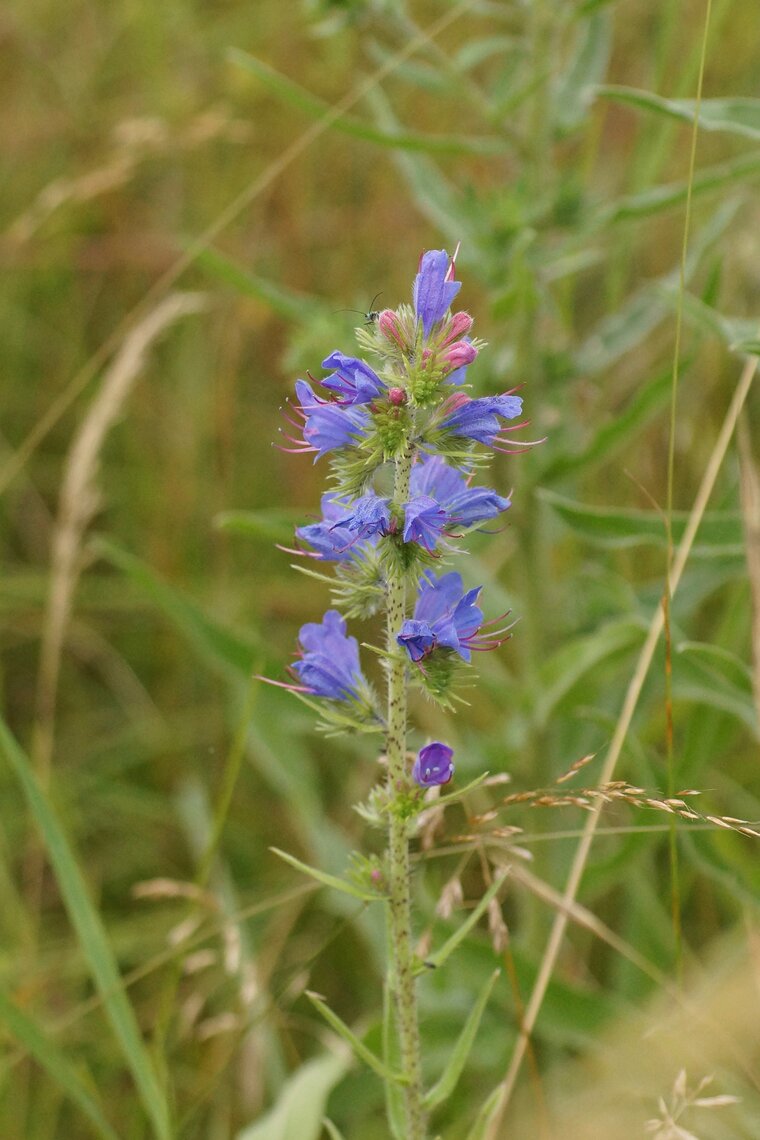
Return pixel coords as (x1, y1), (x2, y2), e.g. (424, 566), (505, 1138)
(2, 0), (760, 1136)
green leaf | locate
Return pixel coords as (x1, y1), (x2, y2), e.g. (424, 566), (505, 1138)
(229, 50), (507, 157)
(674, 642), (758, 738)
(421, 874), (508, 973)
(322, 1120), (347, 1140)
(655, 288), (760, 355)
(533, 617), (645, 729)
(305, 992), (405, 1085)
(270, 847), (383, 901)
(0, 717), (170, 1140)
(542, 366), (672, 482)
(597, 86), (760, 141)
(554, 13), (611, 134)
(424, 970), (499, 1110)
(236, 1052), (350, 1140)
(196, 248), (324, 323)
(92, 538), (259, 677)
(215, 508), (304, 544)
(540, 489), (745, 556)
(597, 151), (760, 225)
(573, 199), (738, 373)
(0, 990), (120, 1140)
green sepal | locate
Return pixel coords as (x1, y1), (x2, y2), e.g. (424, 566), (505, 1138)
(291, 556), (385, 621)
(423, 969), (500, 1111)
(409, 649), (468, 706)
(416, 873), (509, 974)
(270, 847), (383, 901)
(322, 1121), (347, 1140)
(305, 991), (407, 1085)
(277, 683), (383, 737)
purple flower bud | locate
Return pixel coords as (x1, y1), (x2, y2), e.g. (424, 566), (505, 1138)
(388, 387), (407, 406)
(413, 742), (455, 787)
(413, 249), (462, 337)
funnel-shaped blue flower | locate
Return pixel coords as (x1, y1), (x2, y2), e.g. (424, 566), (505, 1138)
(440, 391), (523, 449)
(397, 571), (483, 663)
(292, 610), (367, 701)
(321, 351), (386, 406)
(291, 380), (370, 458)
(404, 456), (510, 549)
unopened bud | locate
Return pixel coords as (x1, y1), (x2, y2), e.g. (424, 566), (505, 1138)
(441, 311), (474, 346)
(378, 308), (406, 350)
(388, 387), (407, 406)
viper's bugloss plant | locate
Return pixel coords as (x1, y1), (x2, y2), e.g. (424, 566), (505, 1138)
(265, 247), (531, 1139)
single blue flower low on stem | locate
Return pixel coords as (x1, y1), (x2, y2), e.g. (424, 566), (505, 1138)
(264, 245), (534, 1140)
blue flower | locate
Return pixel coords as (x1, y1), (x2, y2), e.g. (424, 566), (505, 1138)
(413, 250), (462, 337)
(296, 492), (390, 560)
(406, 455), (510, 543)
(397, 570), (483, 663)
(413, 742), (455, 787)
(320, 351), (386, 405)
(402, 494), (448, 552)
(292, 610), (367, 700)
(439, 392), (523, 449)
(292, 380), (370, 458)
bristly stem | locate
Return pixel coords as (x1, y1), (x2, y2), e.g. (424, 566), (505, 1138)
(385, 446), (425, 1140)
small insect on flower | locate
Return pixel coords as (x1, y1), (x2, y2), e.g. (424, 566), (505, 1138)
(338, 292), (384, 325)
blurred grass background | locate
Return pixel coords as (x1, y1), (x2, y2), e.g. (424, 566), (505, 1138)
(2, 0), (760, 1136)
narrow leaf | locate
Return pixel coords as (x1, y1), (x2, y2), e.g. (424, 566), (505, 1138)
(0, 990), (120, 1140)
(424, 970), (500, 1110)
(421, 874), (509, 972)
(196, 247), (323, 323)
(0, 718), (170, 1140)
(597, 86), (760, 141)
(230, 50), (507, 157)
(305, 992), (405, 1084)
(270, 847), (383, 901)
(92, 538), (259, 677)
(540, 489), (744, 555)
(236, 1052), (350, 1140)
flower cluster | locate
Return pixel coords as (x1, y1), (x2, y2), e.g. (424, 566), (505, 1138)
(269, 248), (527, 786)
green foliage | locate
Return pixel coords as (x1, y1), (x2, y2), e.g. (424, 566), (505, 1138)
(3, 0), (760, 1135)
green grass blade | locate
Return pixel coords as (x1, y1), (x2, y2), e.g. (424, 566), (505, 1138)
(0, 990), (120, 1140)
(0, 717), (170, 1140)
(423, 969), (499, 1111)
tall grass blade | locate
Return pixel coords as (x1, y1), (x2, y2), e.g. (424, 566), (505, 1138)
(0, 717), (171, 1140)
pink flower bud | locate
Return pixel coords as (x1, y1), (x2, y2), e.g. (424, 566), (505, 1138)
(388, 387), (407, 406)
(441, 311), (473, 346)
(442, 340), (478, 370)
(378, 309), (405, 350)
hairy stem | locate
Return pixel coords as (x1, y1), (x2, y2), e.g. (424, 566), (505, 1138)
(385, 448), (425, 1139)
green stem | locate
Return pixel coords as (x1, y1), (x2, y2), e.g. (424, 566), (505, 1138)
(385, 448), (425, 1140)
